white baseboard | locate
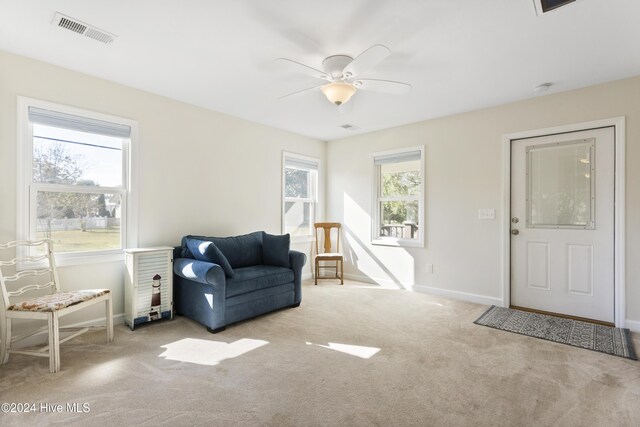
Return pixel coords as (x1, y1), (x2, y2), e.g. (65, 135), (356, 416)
(343, 273), (501, 306)
(625, 319), (640, 332)
(343, 273), (403, 288)
(301, 272), (313, 281)
(411, 285), (502, 306)
(65, 312), (125, 328)
(9, 313), (125, 349)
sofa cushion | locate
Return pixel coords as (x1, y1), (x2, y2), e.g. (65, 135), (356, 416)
(262, 232), (291, 268)
(181, 231), (263, 268)
(225, 265), (294, 298)
(225, 284), (295, 324)
(185, 238), (234, 278)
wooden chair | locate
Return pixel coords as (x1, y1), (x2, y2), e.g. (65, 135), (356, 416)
(0, 239), (113, 373)
(314, 222), (344, 285)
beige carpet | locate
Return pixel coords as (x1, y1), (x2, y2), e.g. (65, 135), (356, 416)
(1, 280), (639, 426)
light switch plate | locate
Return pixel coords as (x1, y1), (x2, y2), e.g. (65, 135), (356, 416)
(478, 208), (496, 220)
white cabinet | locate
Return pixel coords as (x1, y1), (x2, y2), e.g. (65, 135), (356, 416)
(124, 247), (174, 330)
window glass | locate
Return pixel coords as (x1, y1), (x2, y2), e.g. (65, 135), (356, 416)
(381, 160), (421, 197)
(284, 167), (309, 198)
(380, 200), (419, 239)
(528, 141), (594, 228)
(373, 148), (424, 245)
(284, 200), (312, 237)
(35, 191), (121, 253)
(33, 124), (123, 187)
(283, 154), (319, 239)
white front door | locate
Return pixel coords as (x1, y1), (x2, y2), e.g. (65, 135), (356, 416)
(510, 127), (615, 323)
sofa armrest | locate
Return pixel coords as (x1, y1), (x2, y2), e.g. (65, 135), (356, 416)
(289, 250), (307, 305)
(173, 258), (226, 331)
(174, 258), (225, 287)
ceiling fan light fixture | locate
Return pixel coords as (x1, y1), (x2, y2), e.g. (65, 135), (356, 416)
(321, 82), (356, 106)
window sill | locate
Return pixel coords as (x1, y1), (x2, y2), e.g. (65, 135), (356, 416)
(55, 251), (124, 267)
(371, 238), (423, 248)
(17, 251), (124, 270)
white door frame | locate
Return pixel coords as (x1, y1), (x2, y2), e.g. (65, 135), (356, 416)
(501, 117), (626, 327)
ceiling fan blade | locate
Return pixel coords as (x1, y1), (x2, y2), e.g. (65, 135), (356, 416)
(342, 45), (391, 78)
(275, 58), (329, 80)
(278, 84), (324, 100)
(354, 79), (412, 94)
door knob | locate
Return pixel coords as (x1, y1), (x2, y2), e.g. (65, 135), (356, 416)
(511, 217), (519, 223)
(511, 229), (519, 235)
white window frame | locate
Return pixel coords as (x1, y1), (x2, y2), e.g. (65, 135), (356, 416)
(282, 151), (320, 242)
(371, 145), (425, 247)
(17, 97), (139, 266)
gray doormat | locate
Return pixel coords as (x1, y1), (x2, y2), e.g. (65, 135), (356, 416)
(474, 306), (636, 360)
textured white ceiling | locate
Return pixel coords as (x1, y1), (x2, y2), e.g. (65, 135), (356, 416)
(1, 0), (639, 141)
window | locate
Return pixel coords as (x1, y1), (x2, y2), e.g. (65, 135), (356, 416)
(372, 146), (424, 247)
(18, 98), (137, 264)
(527, 139), (595, 229)
(282, 152), (319, 240)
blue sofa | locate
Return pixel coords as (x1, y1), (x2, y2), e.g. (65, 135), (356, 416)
(173, 231), (306, 333)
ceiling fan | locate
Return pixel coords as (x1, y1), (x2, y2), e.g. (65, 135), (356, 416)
(276, 45), (412, 106)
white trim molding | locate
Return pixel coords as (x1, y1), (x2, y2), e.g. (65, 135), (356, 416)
(501, 117), (626, 327)
(342, 273), (502, 306)
(412, 285), (503, 306)
(624, 320), (640, 333)
(343, 272), (404, 289)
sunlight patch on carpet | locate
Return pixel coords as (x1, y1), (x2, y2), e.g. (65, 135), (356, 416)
(306, 341), (380, 359)
(77, 359), (123, 385)
(159, 338), (268, 366)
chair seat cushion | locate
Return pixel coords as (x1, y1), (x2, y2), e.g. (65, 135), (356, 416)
(8, 289), (110, 312)
(226, 265), (294, 298)
(316, 253), (343, 259)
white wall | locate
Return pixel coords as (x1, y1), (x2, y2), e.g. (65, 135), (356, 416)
(0, 50), (325, 325)
(3, 48), (639, 329)
(327, 75), (640, 326)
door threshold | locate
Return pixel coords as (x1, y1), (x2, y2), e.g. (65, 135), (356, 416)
(509, 305), (614, 327)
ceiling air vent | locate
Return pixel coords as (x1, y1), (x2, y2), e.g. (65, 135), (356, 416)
(533, 0), (576, 15)
(52, 12), (117, 44)
(340, 124), (360, 131)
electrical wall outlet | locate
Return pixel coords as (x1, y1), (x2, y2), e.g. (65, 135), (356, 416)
(426, 263), (433, 274)
(478, 208), (496, 220)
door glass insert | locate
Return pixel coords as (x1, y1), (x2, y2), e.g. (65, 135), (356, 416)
(526, 139), (595, 229)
